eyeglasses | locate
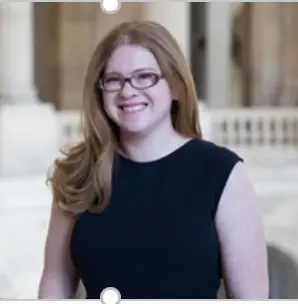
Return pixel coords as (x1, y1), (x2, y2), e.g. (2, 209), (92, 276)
(98, 72), (164, 92)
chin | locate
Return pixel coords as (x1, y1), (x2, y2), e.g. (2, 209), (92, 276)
(119, 123), (152, 137)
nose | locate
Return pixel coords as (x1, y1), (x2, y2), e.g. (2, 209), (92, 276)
(119, 80), (138, 99)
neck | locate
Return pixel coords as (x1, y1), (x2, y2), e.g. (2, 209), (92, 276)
(119, 126), (190, 163)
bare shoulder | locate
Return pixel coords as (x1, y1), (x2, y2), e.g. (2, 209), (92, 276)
(215, 162), (261, 243)
(215, 162), (269, 299)
(216, 161), (256, 214)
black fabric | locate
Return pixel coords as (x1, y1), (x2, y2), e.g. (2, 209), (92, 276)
(70, 138), (243, 299)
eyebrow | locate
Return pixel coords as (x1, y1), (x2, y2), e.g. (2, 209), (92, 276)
(105, 68), (159, 76)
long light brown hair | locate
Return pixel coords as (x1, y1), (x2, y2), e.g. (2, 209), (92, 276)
(48, 20), (202, 217)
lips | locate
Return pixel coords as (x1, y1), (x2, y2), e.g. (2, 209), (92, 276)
(118, 102), (148, 113)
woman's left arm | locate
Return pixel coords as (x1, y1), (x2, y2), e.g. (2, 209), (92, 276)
(215, 161), (269, 299)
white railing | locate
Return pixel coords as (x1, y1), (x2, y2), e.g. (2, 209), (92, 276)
(206, 107), (298, 163)
(57, 106), (298, 163)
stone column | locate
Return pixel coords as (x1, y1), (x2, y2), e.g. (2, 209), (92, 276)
(143, 2), (190, 63)
(0, 3), (37, 104)
(249, 3), (282, 107)
(280, 3), (298, 107)
(249, 3), (298, 107)
(206, 3), (232, 108)
(0, 3), (59, 177)
(59, 3), (98, 110)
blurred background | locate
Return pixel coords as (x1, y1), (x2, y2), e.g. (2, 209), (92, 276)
(0, 1), (298, 299)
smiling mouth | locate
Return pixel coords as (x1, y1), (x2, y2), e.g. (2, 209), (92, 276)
(118, 103), (148, 113)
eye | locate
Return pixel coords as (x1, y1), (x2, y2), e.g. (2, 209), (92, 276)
(104, 76), (121, 84)
(137, 72), (155, 80)
(134, 73), (159, 85)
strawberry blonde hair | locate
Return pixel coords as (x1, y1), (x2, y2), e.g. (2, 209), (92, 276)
(47, 21), (202, 216)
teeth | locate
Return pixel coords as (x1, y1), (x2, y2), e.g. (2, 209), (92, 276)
(121, 104), (147, 112)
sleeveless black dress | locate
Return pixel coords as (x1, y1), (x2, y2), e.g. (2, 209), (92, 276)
(70, 138), (243, 299)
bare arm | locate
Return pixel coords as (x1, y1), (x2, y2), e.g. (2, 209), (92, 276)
(215, 162), (269, 299)
(38, 201), (79, 299)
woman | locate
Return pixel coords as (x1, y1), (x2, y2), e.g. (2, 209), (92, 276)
(38, 21), (268, 299)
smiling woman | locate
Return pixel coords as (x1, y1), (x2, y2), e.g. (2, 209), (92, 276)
(101, 45), (174, 136)
(38, 20), (268, 300)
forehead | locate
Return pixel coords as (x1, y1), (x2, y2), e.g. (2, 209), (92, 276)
(105, 44), (161, 74)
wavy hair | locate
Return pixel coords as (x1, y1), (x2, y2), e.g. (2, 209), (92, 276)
(47, 20), (202, 217)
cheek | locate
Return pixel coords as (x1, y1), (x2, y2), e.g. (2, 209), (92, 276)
(147, 86), (173, 107)
(102, 93), (116, 111)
